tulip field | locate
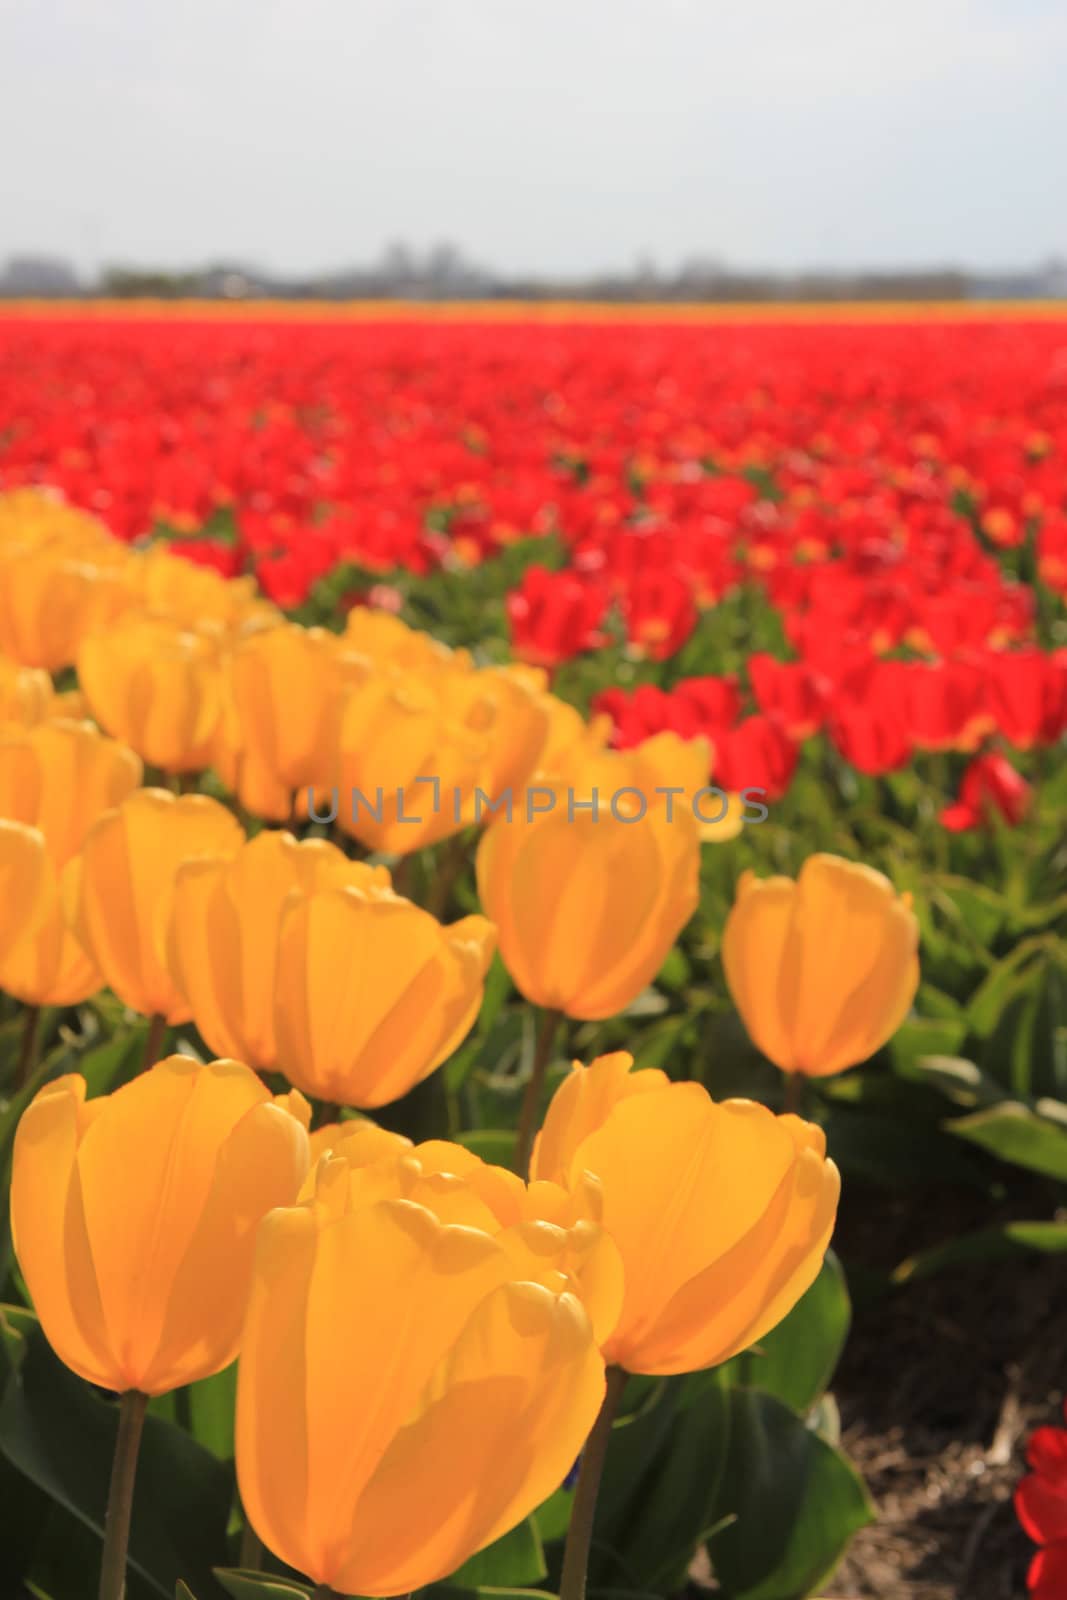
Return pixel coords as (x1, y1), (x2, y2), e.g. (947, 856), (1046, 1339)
(1, 304), (1067, 1600)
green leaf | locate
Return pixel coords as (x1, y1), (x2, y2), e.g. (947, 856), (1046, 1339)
(186, 1363), (237, 1461)
(592, 1370), (732, 1592)
(724, 1253), (850, 1414)
(448, 1517), (546, 1587)
(0, 1327), (232, 1599)
(214, 1575), (314, 1599)
(965, 939), (1052, 1038)
(889, 1016), (968, 1078)
(79, 1020), (153, 1097)
(429, 1588), (557, 1599)
(894, 1218), (1067, 1281)
(896, 1055), (1004, 1109)
(932, 877), (1008, 947)
(177, 1586), (199, 1599)
(454, 1128), (519, 1169)
(946, 1101), (1067, 1180)
(706, 1388), (873, 1599)
(533, 1486), (573, 1544)
(0, 1302), (37, 1376)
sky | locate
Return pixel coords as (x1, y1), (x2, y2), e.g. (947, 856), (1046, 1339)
(1, 0), (1065, 280)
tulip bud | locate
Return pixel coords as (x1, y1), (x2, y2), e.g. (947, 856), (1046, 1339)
(169, 831), (390, 1071)
(12, 1056), (310, 1393)
(532, 1052), (840, 1375)
(0, 546), (133, 670)
(476, 761), (699, 1020)
(229, 624), (363, 795)
(0, 720), (143, 865)
(0, 853), (101, 1007)
(721, 852), (920, 1078)
(334, 671), (488, 853)
(273, 883), (495, 1106)
(78, 618), (223, 773)
(73, 789), (243, 1024)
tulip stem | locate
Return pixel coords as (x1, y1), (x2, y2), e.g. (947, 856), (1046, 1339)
(238, 1516), (264, 1571)
(141, 1013), (167, 1072)
(98, 1389), (148, 1600)
(559, 1365), (627, 1600)
(14, 1004), (40, 1092)
(783, 1071), (803, 1115)
(426, 832), (469, 919)
(515, 1007), (560, 1179)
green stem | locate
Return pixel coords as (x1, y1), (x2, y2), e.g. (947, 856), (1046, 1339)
(14, 1004), (40, 1092)
(392, 853), (417, 900)
(783, 1070), (804, 1116)
(141, 1013), (167, 1072)
(98, 1389), (148, 1600)
(238, 1515), (264, 1571)
(515, 1007), (561, 1180)
(313, 1100), (342, 1133)
(426, 832), (470, 920)
(559, 1365), (627, 1600)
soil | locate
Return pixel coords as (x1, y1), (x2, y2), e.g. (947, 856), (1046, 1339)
(816, 1177), (1067, 1600)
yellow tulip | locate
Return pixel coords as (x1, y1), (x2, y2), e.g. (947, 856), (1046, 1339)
(0, 854), (101, 1007)
(11, 1056), (310, 1394)
(537, 694), (612, 771)
(73, 789), (243, 1023)
(229, 624), (362, 795)
(0, 487), (114, 552)
(0, 655), (54, 727)
(532, 1052), (840, 1375)
(0, 720), (143, 865)
(629, 730), (745, 843)
(273, 884), (495, 1107)
(210, 661), (292, 822)
(475, 764), (700, 1019)
(133, 546), (275, 632)
(78, 618), (222, 773)
(0, 545), (132, 669)
(0, 819), (49, 964)
(721, 852), (920, 1078)
(169, 831), (390, 1071)
(344, 606), (468, 675)
(447, 666), (551, 811)
(237, 1152), (607, 1595)
(333, 671), (487, 853)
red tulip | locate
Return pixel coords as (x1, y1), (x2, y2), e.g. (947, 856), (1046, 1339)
(506, 567), (608, 669)
(940, 752), (1032, 831)
(1016, 1402), (1067, 1599)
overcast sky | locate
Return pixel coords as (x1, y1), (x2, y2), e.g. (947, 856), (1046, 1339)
(2, 0), (1065, 279)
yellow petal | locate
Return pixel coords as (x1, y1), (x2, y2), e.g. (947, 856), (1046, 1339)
(0, 820), (49, 963)
(141, 1092), (311, 1392)
(334, 1283), (604, 1595)
(11, 1075), (118, 1388)
(73, 1057), (267, 1390)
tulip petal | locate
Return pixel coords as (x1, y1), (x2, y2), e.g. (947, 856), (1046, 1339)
(74, 1057), (267, 1389)
(333, 1282), (604, 1596)
(142, 1094), (310, 1392)
(573, 1091), (798, 1360)
(627, 1145), (841, 1374)
(11, 1075), (117, 1388)
(301, 1201), (507, 1578)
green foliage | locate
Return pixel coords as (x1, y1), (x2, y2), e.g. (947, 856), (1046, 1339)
(0, 1328), (231, 1598)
